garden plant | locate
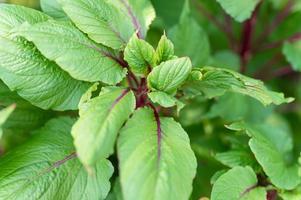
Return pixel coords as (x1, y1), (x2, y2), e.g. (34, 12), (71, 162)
(0, 0), (301, 199)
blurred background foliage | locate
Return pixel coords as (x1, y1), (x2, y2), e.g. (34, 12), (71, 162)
(1, 0), (301, 199)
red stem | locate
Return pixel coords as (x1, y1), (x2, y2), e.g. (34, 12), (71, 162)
(255, 0), (294, 45)
(239, 5), (259, 73)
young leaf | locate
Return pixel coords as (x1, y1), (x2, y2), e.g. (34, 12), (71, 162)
(148, 57), (192, 94)
(0, 104), (15, 139)
(117, 108), (197, 200)
(211, 166), (266, 200)
(0, 4), (50, 38)
(110, 0), (156, 39)
(155, 34), (175, 63)
(216, 0), (260, 22)
(18, 20), (127, 84)
(283, 41), (301, 71)
(0, 117), (113, 199)
(0, 36), (91, 110)
(124, 34), (156, 75)
(72, 87), (135, 167)
(227, 122), (301, 190)
(40, 0), (67, 19)
(184, 67), (293, 106)
(58, 0), (133, 50)
(169, 0), (210, 66)
(148, 91), (184, 112)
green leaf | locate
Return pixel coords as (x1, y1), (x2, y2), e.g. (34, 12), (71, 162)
(0, 104), (15, 139)
(216, 0), (260, 22)
(0, 4), (50, 37)
(117, 108), (197, 200)
(169, 0), (210, 66)
(0, 81), (52, 135)
(148, 57), (192, 93)
(40, 0), (67, 19)
(148, 91), (184, 112)
(18, 20), (127, 84)
(155, 34), (175, 63)
(110, 0), (156, 39)
(58, 0), (133, 50)
(183, 67), (293, 106)
(124, 34), (155, 75)
(283, 41), (301, 71)
(211, 166), (266, 200)
(227, 122), (301, 190)
(0, 117), (113, 199)
(215, 150), (259, 170)
(0, 36), (91, 110)
(72, 87), (135, 167)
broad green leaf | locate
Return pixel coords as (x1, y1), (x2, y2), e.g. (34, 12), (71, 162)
(58, 0), (133, 49)
(227, 122), (301, 190)
(18, 20), (127, 84)
(118, 108), (197, 200)
(148, 57), (192, 93)
(169, 0), (210, 66)
(0, 104), (15, 139)
(183, 67), (293, 106)
(0, 81), (51, 133)
(148, 91), (184, 112)
(216, 0), (260, 22)
(72, 87), (135, 167)
(205, 93), (273, 123)
(110, 0), (156, 39)
(124, 34), (155, 75)
(209, 50), (240, 71)
(40, 0), (67, 19)
(215, 150), (259, 170)
(155, 34), (174, 63)
(0, 4), (50, 37)
(283, 41), (301, 71)
(0, 36), (91, 110)
(0, 117), (113, 199)
(211, 166), (266, 200)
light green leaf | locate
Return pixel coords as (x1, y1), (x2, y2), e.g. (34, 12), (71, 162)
(148, 91), (184, 112)
(148, 57), (192, 93)
(0, 36), (91, 110)
(216, 0), (260, 22)
(0, 104), (15, 139)
(0, 4), (50, 37)
(155, 34), (175, 63)
(227, 122), (301, 190)
(184, 67), (293, 106)
(58, 0), (133, 49)
(110, 0), (156, 39)
(169, 0), (210, 66)
(0, 81), (52, 136)
(124, 34), (155, 75)
(72, 87), (135, 167)
(18, 20), (127, 84)
(40, 0), (67, 19)
(0, 117), (113, 200)
(279, 185), (301, 200)
(211, 166), (266, 200)
(283, 41), (301, 71)
(215, 150), (259, 169)
(118, 108), (197, 200)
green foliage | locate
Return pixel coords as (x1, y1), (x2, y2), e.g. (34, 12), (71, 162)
(117, 108), (197, 200)
(0, 0), (301, 199)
